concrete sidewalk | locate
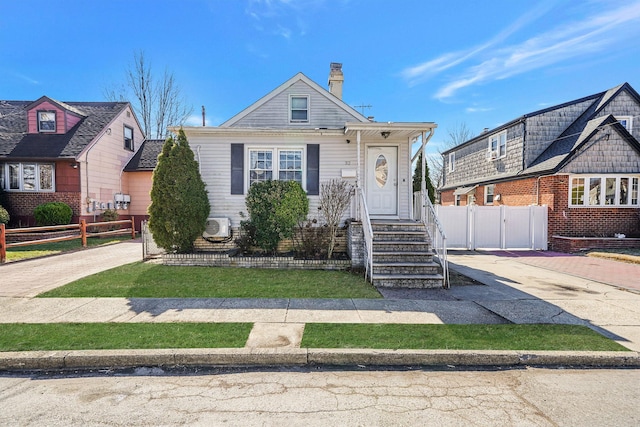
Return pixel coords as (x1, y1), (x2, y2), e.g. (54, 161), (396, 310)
(1, 242), (640, 369)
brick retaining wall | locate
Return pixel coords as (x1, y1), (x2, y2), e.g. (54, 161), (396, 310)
(551, 235), (640, 252)
(163, 252), (351, 270)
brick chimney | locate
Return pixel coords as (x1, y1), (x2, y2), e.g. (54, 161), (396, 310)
(328, 62), (344, 99)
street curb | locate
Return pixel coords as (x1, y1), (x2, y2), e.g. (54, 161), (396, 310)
(1, 349), (639, 371)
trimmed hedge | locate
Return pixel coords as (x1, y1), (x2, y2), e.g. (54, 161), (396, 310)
(33, 202), (73, 226)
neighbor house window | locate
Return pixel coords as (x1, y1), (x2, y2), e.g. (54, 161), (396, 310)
(570, 175), (640, 207)
(290, 96), (309, 123)
(616, 116), (633, 132)
(448, 152), (455, 172)
(488, 131), (507, 159)
(485, 184), (495, 204)
(38, 111), (56, 132)
(1, 163), (55, 192)
(248, 148), (304, 188)
(124, 126), (134, 151)
(455, 194), (461, 206)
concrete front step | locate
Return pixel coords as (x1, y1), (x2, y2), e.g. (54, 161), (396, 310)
(372, 262), (441, 275)
(373, 274), (444, 289)
(371, 222), (426, 233)
(372, 241), (432, 252)
(373, 231), (428, 242)
(373, 251), (435, 263)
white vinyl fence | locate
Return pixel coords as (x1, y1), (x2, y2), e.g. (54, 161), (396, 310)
(435, 205), (548, 250)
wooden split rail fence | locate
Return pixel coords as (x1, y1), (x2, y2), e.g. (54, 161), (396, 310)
(0, 218), (136, 263)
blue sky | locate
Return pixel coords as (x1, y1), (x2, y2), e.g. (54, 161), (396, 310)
(2, 0), (640, 154)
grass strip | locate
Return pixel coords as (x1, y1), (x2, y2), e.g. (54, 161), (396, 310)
(39, 262), (381, 299)
(6, 236), (132, 262)
(0, 323), (252, 351)
(301, 324), (628, 351)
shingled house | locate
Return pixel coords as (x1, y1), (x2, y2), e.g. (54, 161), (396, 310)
(0, 96), (144, 226)
(440, 83), (640, 251)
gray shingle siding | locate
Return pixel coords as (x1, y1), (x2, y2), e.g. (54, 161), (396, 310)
(596, 89), (640, 140)
(444, 122), (524, 188)
(230, 80), (360, 129)
(559, 127), (640, 174)
(524, 98), (596, 167)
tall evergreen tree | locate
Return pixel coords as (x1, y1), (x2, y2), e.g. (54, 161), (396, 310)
(412, 152), (435, 203)
(148, 129), (210, 253)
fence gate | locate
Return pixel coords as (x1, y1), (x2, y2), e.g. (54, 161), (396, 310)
(141, 221), (165, 259)
(435, 205), (548, 250)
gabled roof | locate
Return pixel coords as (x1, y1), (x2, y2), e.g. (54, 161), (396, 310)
(441, 83), (639, 156)
(0, 100), (130, 159)
(521, 82), (640, 175)
(124, 139), (164, 171)
(25, 95), (87, 118)
(220, 72), (369, 127)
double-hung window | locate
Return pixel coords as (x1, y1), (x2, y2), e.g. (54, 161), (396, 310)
(124, 126), (134, 151)
(290, 96), (309, 123)
(38, 111), (56, 133)
(248, 148), (304, 188)
(488, 131), (507, 159)
(485, 184), (495, 205)
(1, 162), (55, 192)
(570, 175), (640, 207)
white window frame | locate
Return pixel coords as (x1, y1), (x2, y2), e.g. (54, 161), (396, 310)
(488, 131), (507, 159)
(484, 184), (495, 205)
(615, 116), (633, 132)
(448, 152), (455, 172)
(37, 110), (56, 133)
(0, 162), (56, 192)
(569, 174), (640, 207)
(247, 146), (306, 191)
(289, 95), (309, 123)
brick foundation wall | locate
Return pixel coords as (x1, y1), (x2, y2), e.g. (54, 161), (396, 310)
(552, 236), (640, 252)
(163, 253), (351, 270)
(348, 221), (364, 269)
(6, 192), (81, 227)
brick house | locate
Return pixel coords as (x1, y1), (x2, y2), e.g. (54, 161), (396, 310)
(0, 96), (145, 226)
(440, 83), (640, 251)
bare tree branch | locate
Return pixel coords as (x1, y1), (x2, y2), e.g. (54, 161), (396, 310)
(104, 50), (193, 139)
(431, 122), (474, 189)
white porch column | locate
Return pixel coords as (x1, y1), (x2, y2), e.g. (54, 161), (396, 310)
(356, 129), (362, 220)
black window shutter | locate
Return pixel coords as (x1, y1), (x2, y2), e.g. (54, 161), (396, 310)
(306, 144), (319, 195)
(230, 143), (244, 195)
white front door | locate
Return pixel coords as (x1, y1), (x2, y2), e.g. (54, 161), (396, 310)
(366, 146), (398, 215)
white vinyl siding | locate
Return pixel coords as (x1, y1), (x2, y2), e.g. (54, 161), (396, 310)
(569, 174), (640, 207)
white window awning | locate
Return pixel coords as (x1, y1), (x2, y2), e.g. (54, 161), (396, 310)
(453, 185), (478, 196)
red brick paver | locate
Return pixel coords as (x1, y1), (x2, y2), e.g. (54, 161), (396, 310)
(487, 251), (640, 292)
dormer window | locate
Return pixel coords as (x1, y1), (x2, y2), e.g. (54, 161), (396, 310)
(290, 95), (309, 123)
(38, 111), (56, 132)
(616, 116), (633, 132)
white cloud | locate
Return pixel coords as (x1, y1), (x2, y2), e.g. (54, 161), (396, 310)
(402, 1), (640, 100)
(466, 107), (493, 113)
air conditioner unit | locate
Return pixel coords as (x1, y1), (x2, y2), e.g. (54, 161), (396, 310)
(203, 217), (230, 239)
(488, 150), (498, 160)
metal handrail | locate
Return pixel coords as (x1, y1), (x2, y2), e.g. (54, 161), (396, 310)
(415, 191), (449, 288)
(356, 188), (374, 282)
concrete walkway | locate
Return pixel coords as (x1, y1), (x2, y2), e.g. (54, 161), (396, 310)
(1, 242), (640, 369)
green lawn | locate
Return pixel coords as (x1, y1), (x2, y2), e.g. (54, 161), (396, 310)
(0, 323), (626, 352)
(39, 262), (382, 299)
(301, 324), (628, 351)
(5, 235), (132, 262)
(0, 323), (252, 351)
